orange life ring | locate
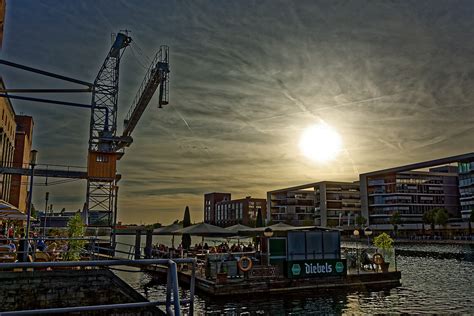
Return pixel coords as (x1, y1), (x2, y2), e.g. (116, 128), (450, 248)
(238, 256), (253, 272)
(372, 253), (384, 265)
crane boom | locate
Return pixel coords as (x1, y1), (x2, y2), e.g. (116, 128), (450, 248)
(122, 46), (169, 140)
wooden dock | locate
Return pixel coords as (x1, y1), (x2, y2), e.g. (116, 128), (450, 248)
(144, 265), (401, 297)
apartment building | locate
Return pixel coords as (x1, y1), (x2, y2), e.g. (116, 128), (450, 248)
(267, 181), (360, 227)
(459, 161), (474, 219)
(204, 192), (231, 225)
(0, 79), (17, 203)
(9, 115), (33, 212)
(360, 153), (474, 226)
(204, 193), (266, 227)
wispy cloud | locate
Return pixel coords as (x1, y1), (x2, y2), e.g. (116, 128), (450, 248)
(2, 0), (473, 224)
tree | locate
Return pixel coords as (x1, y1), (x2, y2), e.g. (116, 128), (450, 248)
(423, 209), (436, 234)
(434, 208), (449, 235)
(181, 206), (191, 250)
(390, 212), (401, 237)
(355, 215), (367, 228)
(468, 209), (474, 236)
(256, 209), (264, 228)
(64, 213), (85, 261)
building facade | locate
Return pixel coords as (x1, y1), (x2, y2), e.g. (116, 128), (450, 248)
(0, 79), (17, 203)
(459, 161), (474, 219)
(267, 181), (360, 227)
(360, 153), (474, 227)
(204, 193), (266, 227)
(214, 196), (266, 227)
(204, 192), (231, 225)
(9, 115), (33, 212)
(0, 0), (5, 48)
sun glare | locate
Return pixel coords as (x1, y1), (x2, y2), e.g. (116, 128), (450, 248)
(299, 123), (342, 162)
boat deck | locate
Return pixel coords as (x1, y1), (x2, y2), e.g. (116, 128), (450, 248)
(144, 265), (401, 296)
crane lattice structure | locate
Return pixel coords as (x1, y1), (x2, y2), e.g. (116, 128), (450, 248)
(0, 31), (170, 230)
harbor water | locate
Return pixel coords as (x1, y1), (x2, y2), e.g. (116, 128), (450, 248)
(115, 236), (474, 314)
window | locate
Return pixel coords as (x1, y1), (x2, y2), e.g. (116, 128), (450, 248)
(96, 155), (109, 162)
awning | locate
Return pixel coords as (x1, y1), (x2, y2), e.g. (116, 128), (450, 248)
(0, 201), (27, 220)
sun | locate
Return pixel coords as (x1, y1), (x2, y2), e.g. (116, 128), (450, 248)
(299, 123), (343, 162)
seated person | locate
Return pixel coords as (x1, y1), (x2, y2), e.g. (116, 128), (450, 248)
(8, 240), (16, 253)
(36, 239), (47, 252)
(0, 236), (11, 254)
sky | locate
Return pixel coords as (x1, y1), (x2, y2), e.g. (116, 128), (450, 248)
(1, 0), (474, 225)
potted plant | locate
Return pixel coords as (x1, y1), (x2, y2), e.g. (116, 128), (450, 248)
(372, 232), (394, 273)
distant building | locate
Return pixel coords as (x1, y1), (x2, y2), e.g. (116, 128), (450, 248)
(459, 161), (474, 219)
(204, 193), (266, 227)
(267, 181), (360, 227)
(360, 153), (474, 227)
(204, 192), (231, 225)
(9, 115), (34, 212)
(0, 0), (5, 48)
(0, 79), (16, 203)
(214, 196), (266, 227)
(39, 210), (77, 228)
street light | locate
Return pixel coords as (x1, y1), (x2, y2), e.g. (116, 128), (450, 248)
(364, 227), (373, 247)
(24, 149), (37, 262)
(42, 191), (49, 237)
(264, 227), (273, 266)
(353, 229), (360, 273)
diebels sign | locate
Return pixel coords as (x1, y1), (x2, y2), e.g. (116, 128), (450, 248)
(285, 259), (347, 278)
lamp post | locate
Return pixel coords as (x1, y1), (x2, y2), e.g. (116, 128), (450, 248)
(23, 149), (37, 262)
(353, 229), (360, 274)
(264, 227), (273, 266)
(42, 191), (49, 237)
(364, 227), (372, 247)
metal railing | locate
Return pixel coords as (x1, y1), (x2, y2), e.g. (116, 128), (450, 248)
(342, 246), (397, 274)
(0, 258), (196, 316)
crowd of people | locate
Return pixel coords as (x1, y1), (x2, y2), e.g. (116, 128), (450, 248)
(0, 224), (68, 262)
(151, 240), (256, 259)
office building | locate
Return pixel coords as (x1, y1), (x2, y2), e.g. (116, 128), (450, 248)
(267, 181), (360, 227)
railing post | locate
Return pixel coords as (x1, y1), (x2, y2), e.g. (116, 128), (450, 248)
(189, 259), (196, 315)
(145, 229), (153, 259)
(168, 260), (181, 316)
(166, 263), (173, 315)
(134, 230), (141, 260)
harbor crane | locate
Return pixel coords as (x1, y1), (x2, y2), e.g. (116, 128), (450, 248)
(0, 32), (170, 231)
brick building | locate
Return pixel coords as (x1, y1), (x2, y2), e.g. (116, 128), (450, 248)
(9, 116), (34, 212)
(204, 193), (266, 227)
(0, 79), (17, 203)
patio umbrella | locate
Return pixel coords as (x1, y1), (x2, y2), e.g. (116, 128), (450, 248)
(225, 224), (252, 246)
(174, 222), (234, 237)
(225, 223), (252, 235)
(174, 222), (234, 253)
(153, 223), (182, 248)
(0, 201), (28, 221)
